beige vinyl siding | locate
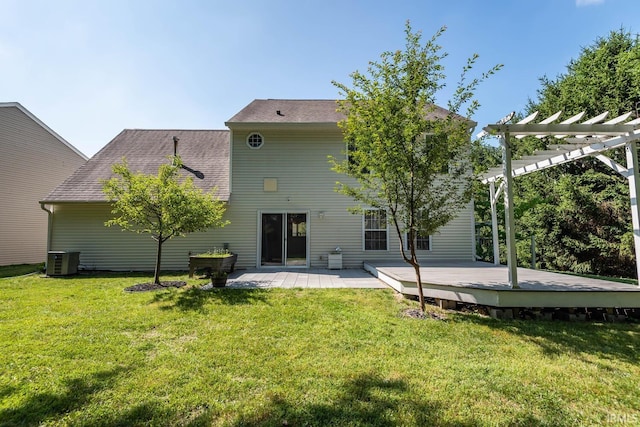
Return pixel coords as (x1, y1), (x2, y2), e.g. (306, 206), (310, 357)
(49, 126), (474, 271)
(0, 106), (86, 265)
(227, 128), (475, 269)
(50, 203), (236, 271)
(227, 129), (362, 268)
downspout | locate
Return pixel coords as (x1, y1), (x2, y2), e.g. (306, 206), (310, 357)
(40, 202), (53, 268)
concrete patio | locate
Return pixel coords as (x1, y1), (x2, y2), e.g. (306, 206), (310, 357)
(225, 268), (388, 289)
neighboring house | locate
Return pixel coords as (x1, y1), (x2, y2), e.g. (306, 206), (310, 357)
(0, 102), (87, 266)
(41, 99), (475, 271)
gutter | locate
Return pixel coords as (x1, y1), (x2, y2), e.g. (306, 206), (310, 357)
(40, 202), (53, 264)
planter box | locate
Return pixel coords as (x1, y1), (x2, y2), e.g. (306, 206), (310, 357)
(189, 253), (237, 278)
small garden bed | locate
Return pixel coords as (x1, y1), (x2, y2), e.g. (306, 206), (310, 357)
(188, 249), (237, 286)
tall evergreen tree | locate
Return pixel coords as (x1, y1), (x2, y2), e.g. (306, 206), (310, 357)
(514, 29), (640, 277)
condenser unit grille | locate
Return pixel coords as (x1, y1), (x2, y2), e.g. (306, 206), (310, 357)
(47, 251), (80, 276)
(51, 255), (63, 275)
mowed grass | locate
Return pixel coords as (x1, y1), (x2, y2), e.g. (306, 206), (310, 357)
(1, 271), (639, 426)
(0, 263), (44, 278)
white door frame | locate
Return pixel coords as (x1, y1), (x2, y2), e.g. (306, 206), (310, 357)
(256, 210), (311, 268)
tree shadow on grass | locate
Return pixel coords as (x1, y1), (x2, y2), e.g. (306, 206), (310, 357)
(48, 271), (152, 280)
(77, 401), (218, 427)
(45, 270), (191, 283)
(228, 372), (468, 427)
(0, 367), (127, 426)
(150, 286), (270, 313)
(456, 313), (640, 365)
(85, 401), (171, 427)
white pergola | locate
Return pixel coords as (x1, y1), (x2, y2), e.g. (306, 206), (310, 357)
(479, 111), (640, 288)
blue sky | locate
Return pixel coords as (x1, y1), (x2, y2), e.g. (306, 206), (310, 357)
(1, 0), (638, 157)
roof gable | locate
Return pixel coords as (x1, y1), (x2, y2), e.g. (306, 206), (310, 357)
(42, 129), (230, 203)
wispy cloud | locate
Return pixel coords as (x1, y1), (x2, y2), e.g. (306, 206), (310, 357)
(576, 0), (605, 6)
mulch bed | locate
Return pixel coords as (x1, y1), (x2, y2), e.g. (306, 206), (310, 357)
(402, 308), (448, 320)
(124, 281), (187, 293)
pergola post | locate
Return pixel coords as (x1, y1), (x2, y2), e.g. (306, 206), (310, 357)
(502, 132), (519, 288)
(625, 140), (640, 286)
(489, 181), (500, 265)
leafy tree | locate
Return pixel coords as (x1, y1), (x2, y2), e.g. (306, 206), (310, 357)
(102, 156), (229, 285)
(514, 29), (640, 277)
(332, 22), (501, 311)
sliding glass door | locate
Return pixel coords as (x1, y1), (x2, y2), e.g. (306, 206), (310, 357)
(260, 213), (307, 267)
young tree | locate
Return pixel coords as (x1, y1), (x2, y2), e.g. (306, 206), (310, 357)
(102, 156), (229, 285)
(332, 22), (500, 312)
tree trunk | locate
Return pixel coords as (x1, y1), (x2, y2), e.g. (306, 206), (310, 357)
(406, 228), (426, 313)
(410, 259), (426, 312)
(154, 239), (163, 285)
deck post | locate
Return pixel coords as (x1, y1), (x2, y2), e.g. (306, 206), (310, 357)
(502, 132), (519, 288)
(489, 181), (500, 265)
(625, 140), (640, 286)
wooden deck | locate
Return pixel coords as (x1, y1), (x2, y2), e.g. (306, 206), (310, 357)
(365, 261), (640, 308)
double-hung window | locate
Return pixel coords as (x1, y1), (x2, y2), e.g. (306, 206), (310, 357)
(405, 210), (432, 251)
(405, 232), (432, 251)
(364, 209), (387, 250)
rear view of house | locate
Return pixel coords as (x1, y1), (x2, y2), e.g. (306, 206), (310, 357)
(41, 99), (475, 271)
(0, 103), (87, 266)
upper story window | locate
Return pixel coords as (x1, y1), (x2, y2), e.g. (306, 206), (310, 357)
(247, 132), (264, 149)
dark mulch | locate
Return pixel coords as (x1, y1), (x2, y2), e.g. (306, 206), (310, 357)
(124, 281), (187, 293)
(402, 308), (448, 320)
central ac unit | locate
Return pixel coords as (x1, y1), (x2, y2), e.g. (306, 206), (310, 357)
(47, 251), (80, 276)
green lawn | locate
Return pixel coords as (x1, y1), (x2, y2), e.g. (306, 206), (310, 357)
(0, 263), (44, 278)
(1, 271), (639, 426)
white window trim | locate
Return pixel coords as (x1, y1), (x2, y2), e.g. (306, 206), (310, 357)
(246, 132), (264, 149)
(362, 209), (389, 251)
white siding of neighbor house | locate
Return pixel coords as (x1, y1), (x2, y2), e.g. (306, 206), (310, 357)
(0, 105), (86, 265)
(48, 127), (475, 271)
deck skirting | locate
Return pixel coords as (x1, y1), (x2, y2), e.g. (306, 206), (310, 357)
(365, 261), (640, 308)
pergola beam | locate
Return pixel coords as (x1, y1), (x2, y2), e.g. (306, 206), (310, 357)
(482, 129), (640, 183)
(485, 123), (638, 136)
(594, 154), (630, 178)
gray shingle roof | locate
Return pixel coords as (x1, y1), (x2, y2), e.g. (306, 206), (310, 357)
(225, 99), (472, 126)
(226, 99), (343, 125)
(42, 129), (230, 203)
